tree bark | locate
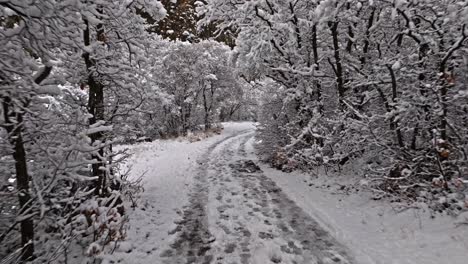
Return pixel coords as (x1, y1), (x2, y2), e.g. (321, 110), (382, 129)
(2, 97), (34, 262)
(202, 86), (211, 130)
(82, 18), (106, 196)
(387, 65), (404, 148)
(360, 7), (375, 66)
(328, 21), (345, 103)
(1, 65), (52, 261)
(311, 24), (323, 114)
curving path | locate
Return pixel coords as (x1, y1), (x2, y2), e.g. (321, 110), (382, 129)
(160, 128), (355, 264)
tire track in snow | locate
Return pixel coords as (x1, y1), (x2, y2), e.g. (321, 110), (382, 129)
(161, 127), (355, 264)
(208, 133), (356, 264)
(160, 129), (254, 264)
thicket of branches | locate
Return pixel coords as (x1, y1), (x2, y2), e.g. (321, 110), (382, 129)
(3, 0), (467, 262)
(200, 0), (468, 212)
(118, 40), (249, 141)
(0, 0), (250, 262)
(0, 0), (167, 263)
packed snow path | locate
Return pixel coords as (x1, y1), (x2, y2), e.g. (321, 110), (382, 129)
(158, 128), (354, 264)
(109, 123), (468, 264)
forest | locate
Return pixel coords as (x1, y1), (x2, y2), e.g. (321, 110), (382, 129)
(1, 0), (468, 264)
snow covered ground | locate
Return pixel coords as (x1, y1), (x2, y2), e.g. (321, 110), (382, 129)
(107, 122), (256, 263)
(261, 164), (468, 264)
(106, 122), (468, 264)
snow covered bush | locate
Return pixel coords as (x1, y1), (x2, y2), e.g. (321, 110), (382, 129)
(0, 0), (165, 262)
(127, 39), (245, 139)
(200, 0), (468, 213)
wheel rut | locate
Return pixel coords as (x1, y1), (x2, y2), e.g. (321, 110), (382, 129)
(161, 129), (355, 264)
(160, 130), (254, 264)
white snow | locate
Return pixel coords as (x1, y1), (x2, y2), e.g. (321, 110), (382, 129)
(106, 122), (468, 264)
(83, 125), (113, 135)
(257, 163), (468, 264)
(107, 122), (255, 263)
(391, 60), (401, 71)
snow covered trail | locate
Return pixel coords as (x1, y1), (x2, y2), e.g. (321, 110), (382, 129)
(107, 123), (356, 264)
(108, 122), (468, 264)
(107, 123), (255, 264)
(159, 128), (355, 264)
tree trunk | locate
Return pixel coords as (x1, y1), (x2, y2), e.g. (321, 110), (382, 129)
(387, 65), (404, 148)
(82, 18), (106, 196)
(202, 86), (212, 131)
(13, 118), (34, 262)
(219, 108), (226, 122)
(2, 97), (34, 261)
(360, 8), (375, 66)
(311, 24), (323, 114)
(204, 112), (211, 130)
(181, 102), (192, 135)
(328, 21), (345, 103)
(87, 76), (106, 196)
